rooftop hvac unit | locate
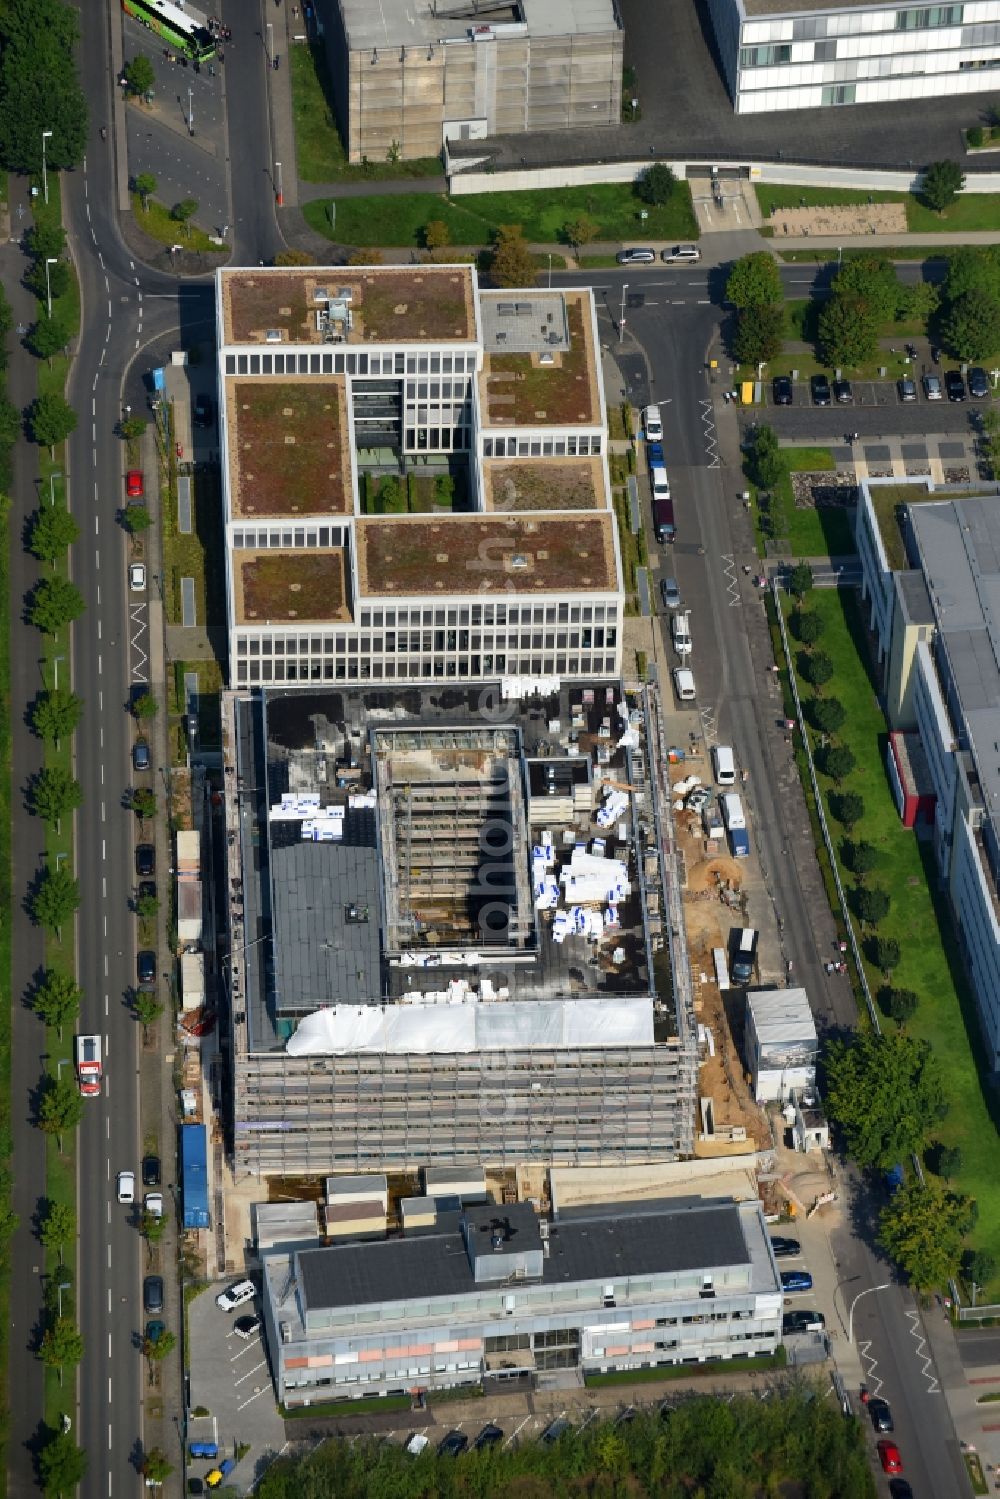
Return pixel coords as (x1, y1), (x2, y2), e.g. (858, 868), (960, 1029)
(313, 286), (329, 303)
(280, 1321), (291, 1343)
(511, 554), (527, 569)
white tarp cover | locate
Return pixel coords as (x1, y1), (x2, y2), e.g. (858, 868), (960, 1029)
(286, 996), (654, 1056)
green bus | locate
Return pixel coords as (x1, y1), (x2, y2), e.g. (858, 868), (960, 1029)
(122, 0), (215, 61)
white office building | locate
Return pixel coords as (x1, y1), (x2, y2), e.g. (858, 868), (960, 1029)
(705, 0), (1000, 114)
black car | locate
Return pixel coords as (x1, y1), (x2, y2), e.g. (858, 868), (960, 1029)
(132, 739), (150, 772)
(772, 375), (792, 406)
(143, 1275), (164, 1314)
(810, 374), (831, 406)
(782, 1309), (824, 1334)
(137, 950), (157, 985)
(142, 1154), (161, 1187)
(868, 1397), (894, 1432)
(473, 1424), (504, 1451)
(968, 366), (990, 398)
(897, 377), (917, 403)
(540, 1417), (571, 1446)
(194, 392), (214, 427)
(945, 369), (966, 401)
(888, 1482), (913, 1499)
(187, 1482), (205, 1496)
(437, 1430), (468, 1458)
(135, 843), (155, 877)
(833, 380), (853, 404)
(770, 1236), (801, 1259)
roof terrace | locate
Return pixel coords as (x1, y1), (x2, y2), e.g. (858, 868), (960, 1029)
(480, 294), (599, 428)
(233, 549), (351, 625)
(226, 379), (351, 518)
(222, 267), (477, 347)
(356, 513), (618, 596)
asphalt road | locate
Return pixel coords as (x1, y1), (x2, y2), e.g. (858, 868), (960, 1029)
(956, 1330), (1000, 1370)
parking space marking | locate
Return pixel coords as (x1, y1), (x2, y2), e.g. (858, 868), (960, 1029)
(230, 1341), (261, 1360)
(236, 1386), (272, 1412)
(233, 1358), (268, 1387)
(505, 1416), (530, 1448)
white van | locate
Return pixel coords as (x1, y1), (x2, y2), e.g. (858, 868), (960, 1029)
(721, 792), (746, 830)
(672, 667), (696, 702)
(644, 405), (663, 442)
(671, 611), (692, 657)
(712, 745), (736, 786)
(650, 465), (671, 502)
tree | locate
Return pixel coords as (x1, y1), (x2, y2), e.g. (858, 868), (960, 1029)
(488, 224), (537, 288)
(119, 415), (147, 441)
(141, 1448), (173, 1487)
(944, 246), (1000, 307)
(26, 222), (67, 261)
(830, 790), (864, 830)
(39, 1201), (75, 1262)
(878, 1176), (974, 1291)
(385, 138), (401, 166)
(123, 53), (155, 97)
(39, 1317), (84, 1371)
(879, 985), (918, 1024)
(133, 990), (164, 1044)
(921, 159), (965, 213)
(273, 248), (313, 266)
(123, 502), (151, 535)
(935, 1143), (963, 1180)
(32, 970), (82, 1035)
(841, 838), (878, 879)
(25, 257), (70, 301)
(792, 608), (823, 644)
(832, 255), (902, 324)
(29, 767), (82, 830)
(564, 213), (600, 256)
(788, 561), (813, 599)
(29, 503), (79, 566)
(818, 294), (879, 367)
(824, 1029), (947, 1169)
(31, 688), (82, 747)
(0, 0), (88, 174)
(810, 696), (846, 736)
(171, 198), (198, 235)
(28, 576), (85, 634)
(38, 1430), (87, 1498)
(725, 251), (783, 310)
(132, 690), (158, 721)
(818, 743), (855, 783)
(30, 865), (80, 935)
(852, 883), (890, 926)
(37, 1075), (83, 1144)
(132, 787), (157, 822)
(941, 289), (1000, 363)
(636, 162), (676, 205)
(27, 392), (78, 453)
(799, 650), (834, 689)
(142, 1328), (177, 1365)
(868, 934), (901, 977)
(136, 892), (159, 921)
(134, 170), (156, 209)
(423, 219), (451, 254)
(732, 303), (785, 366)
(26, 314), (71, 365)
(141, 1207), (167, 1250)
(747, 424), (784, 491)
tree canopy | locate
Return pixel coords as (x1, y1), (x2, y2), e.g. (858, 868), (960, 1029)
(32, 969), (82, 1033)
(31, 688), (82, 746)
(29, 865), (80, 933)
(29, 503), (79, 565)
(831, 256), (902, 324)
(725, 251), (783, 309)
(818, 294), (879, 368)
(732, 303), (785, 366)
(29, 766), (82, 827)
(38, 1430), (87, 1498)
(123, 54), (155, 97)
(488, 224), (537, 289)
(635, 162), (676, 205)
(921, 159), (965, 213)
(39, 1316), (83, 1369)
(824, 1029), (946, 1169)
(27, 392), (77, 451)
(39, 1200), (75, 1258)
(942, 289), (1000, 362)
(0, 0), (88, 173)
(879, 1176), (975, 1291)
(37, 1075), (83, 1138)
(28, 576), (85, 634)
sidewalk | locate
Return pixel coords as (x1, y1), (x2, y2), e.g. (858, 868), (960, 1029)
(773, 229), (1000, 252)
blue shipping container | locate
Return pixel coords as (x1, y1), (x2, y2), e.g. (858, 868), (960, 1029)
(181, 1123), (211, 1229)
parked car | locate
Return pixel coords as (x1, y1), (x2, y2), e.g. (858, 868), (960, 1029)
(646, 440), (665, 468)
(126, 470), (144, 499)
(234, 1314), (261, 1341)
(644, 405), (663, 442)
(616, 247), (655, 264)
(661, 243), (701, 264)
(671, 611), (692, 657)
(129, 562), (146, 592)
(540, 1417), (572, 1446)
(833, 379), (853, 404)
(877, 1440), (903, 1475)
(136, 844), (155, 877)
(868, 1398), (894, 1432)
(888, 1482), (914, 1499)
(144, 1192), (164, 1219)
(216, 1278), (255, 1312)
(660, 576), (681, 610)
(672, 667), (696, 702)
(945, 369), (966, 401)
(473, 1424), (504, 1450)
(770, 1236), (801, 1259)
(437, 1430), (468, 1458)
(782, 1309), (824, 1333)
(897, 377), (917, 402)
(116, 1170), (135, 1205)
(968, 366), (990, 398)
(810, 374), (831, 406)
(188, 1481), (205, 1496)
(132, 738), (150, 772)
(206, 1461), (235, 1489)
(922, 373), (943, 400)
(404, 1434), (429, 1456)
(137, 950), (156, 985)
(142, 1154), (161, 1187)
(194, 392), (214, 426)
(143, 1275), (164, 1313)
(772, 375), (793, 406)
(780, 1269), (813, 1293)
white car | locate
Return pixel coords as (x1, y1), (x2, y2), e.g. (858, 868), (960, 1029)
(116, 1170), (135, 1205)
(673, 667), (696, 702)
(144, 1192), (164, 1219)
(216, 1278), (256, 1312)
(661, 243), (701, 264)
(671, 611), (692, 657)
(129, 562), (146, 591)
(643, 405), (663, 443)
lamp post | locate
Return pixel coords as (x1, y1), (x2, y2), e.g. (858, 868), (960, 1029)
(266, 20), (273, 60)
(57, 1280), (71, 1319)
(275, 159), (283, 207)
(49, 471), (61, 507)
(847, 1281), (891, 1344)
(41, 129), (53, 205)
(547, 252), (552, 290)
(619, 282), (628, 345)
(44, 256), (57, 318)
(187, 87), (194, 136)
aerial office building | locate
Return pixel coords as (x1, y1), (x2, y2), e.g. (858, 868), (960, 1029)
(324, 0), (623, 163)
(263, 1198), (783, 1405)
(856, 482), (1000, 1066)
(706, 0), (1000, 113)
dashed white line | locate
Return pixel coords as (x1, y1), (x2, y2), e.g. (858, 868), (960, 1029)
(107, 1287), (111, 1310)
(97, 620), (101, 640)
(108, 1377), (112, 1402)
(108, 1333), (112, 1356)
(102, 839), (106, 860)
(101, 802), (106, 824)
(104, 954), (108, 976)
(107, 1425), (112, 1450)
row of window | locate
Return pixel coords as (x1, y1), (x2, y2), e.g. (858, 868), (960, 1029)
(749, 2), (964, 42)
(236, 654), (620, 684)
(483, 435), (602, 457)
(238, 627), (616, 656)
(405, 426), (467, 451)
(232, 527), (346, 550)
(356, 602), (615, 625)
(224, 350), (477, 378)
(744, 37), (1000, 73)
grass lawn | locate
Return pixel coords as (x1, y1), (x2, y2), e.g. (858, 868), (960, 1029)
(749, 443), (857, 558)
(756, 182), (1000, 234)
(131, 194), (226, 254)
(303, 181), (698, 250)
(796, 588), (1000, 1296)
(290, 45), (441, 184)
(585, 1348), (787, 1387)
(777, 246), (951, 264)
(161, 461), (226, 628)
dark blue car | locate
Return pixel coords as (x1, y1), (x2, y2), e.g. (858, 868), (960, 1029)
(647, 441), (665, 468)
(780, 1270), (813, 1293)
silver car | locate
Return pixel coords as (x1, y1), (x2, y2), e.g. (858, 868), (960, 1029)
(922, 373), (942, 400)
(661, 243), (701, 264)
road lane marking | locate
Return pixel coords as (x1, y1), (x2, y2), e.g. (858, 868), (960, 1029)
(108, 1377), (112, 1402)
(107, 1425), (111, 1450)
(905, 1310), (941, 1393)
(108, 1333), (111, 1356)
(101, 802), (105, 823)
(106, 1118), (109, 1139)
(97, 620), (101, 640)
(102, 839), (106, 859)
(104, 994), (109, 1016)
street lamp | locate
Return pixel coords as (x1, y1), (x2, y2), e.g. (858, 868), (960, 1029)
(56, 1280), (71, 1319)
(41, 129), (53, 205)
(49, 471), (62, 507)
(275, 159), (283, 207)
(266, 20), (273, 60)
(847, 1281), (891, 1344)
(187, 87), (194, 136)
(547, 252), (552, 290)
(619, 282), (628, 345)
(44, 256), (57, 318)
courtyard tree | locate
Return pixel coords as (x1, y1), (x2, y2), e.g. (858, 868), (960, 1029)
(830, 790), (864, 830)
(942, 289), (1000, 363)
(31, 688), (82, 748)
(27, 392), (78, 454)
(879, 1176), (974, 1292)
(123, 53), (155, 97)
(921, 159), (965, 213)
(818, 293), (879, 368)
(29, 503), (79, 565)
(30, 865), (80, 936)
(824, 1029), (947, 1169)
(732, 303), (785, 366)
(170, 198), (198, 236)
(878, 985), (918, 1024)
(841, 838), (877, 879)
(818, 743), (855, 783)
(28, 576), (85, 634)
(852, 883), (890, 927)
(799, 650), (834, 690)
(636, 162), (675, 205)
(29, 766), (82, 831)
(32, 969), (82, 1036)
(868, 933), (901, 977)
(423, 218), (451, 255)
(489, 224), (537, 289)
(792, 608), (823, 645)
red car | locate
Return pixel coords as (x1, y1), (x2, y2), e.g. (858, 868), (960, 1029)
(877, 1440), (903, 1474)
(126, 470), (144, 498)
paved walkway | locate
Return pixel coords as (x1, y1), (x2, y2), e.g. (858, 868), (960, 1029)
(775, 229), (1000, 252)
